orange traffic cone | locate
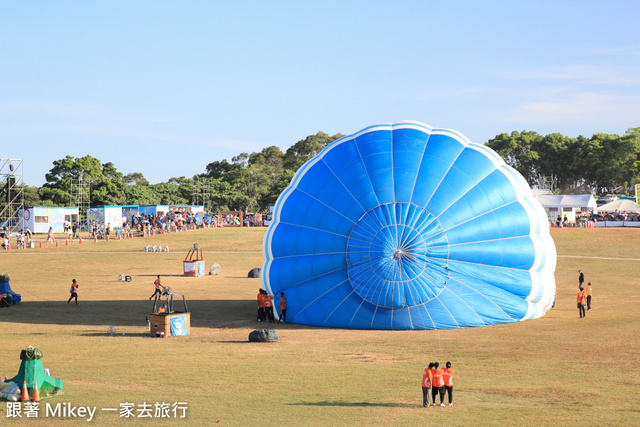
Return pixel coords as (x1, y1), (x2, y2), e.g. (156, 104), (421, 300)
(94, 236), (97, 243)
(21, 381), (30, 401)
(106, 235), (109, 241)
(31, 382), (40, 402)
(66, 239), (69, 246)
(118, 234), (121, 240)
(39, 241), (43, 248)
(79, 237), (82, 244)
(7, 243), (10, 251)
(55, 240), (59, 247)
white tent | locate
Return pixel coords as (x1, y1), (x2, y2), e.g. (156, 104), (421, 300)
(596, 199), (640, 213)
(533, 194), (597, 223)
(534, 194), (597, 209)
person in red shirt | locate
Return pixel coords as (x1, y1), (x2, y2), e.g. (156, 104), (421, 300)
(149, 275), (163, 300)
(577, 287), (586, 318)
(257, 289), (266, 322)
(421, 362), (434, 407)
(431, 362), (445, 406)
(264, 294), (274, 323)
(279, 292), (287, 323)
(67, 279), (79, 304)
(585, 282), (593, 310)
(443, 361), (454, 405)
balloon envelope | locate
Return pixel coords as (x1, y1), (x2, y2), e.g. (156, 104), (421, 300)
(263, 121), (556, 330)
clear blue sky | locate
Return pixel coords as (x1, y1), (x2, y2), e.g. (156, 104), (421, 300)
(2, 1), (639, 186)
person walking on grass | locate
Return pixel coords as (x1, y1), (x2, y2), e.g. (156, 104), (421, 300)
(67, 279), (78, 304)
(443, 361), (454, 406)
(577, 286), (586, 318)
(422, 362), (434, 407)
(149, 275), (163, 300)
(578, 269), (584, 290)
(585, 282), (593, 310)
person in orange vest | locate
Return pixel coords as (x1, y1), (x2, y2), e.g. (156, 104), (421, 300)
(149, 275), (163, 300)
(279, 292), (286, 323)
(585, 282), (593, 310)
(421, 362), (434, 407)
(67, 279), (79, 304)
(257, 289), (266, 322)
(157, 304), (166, 314)
(443, 361), (455, 406)
(431, 362), (445, 406)
(264, 293), (274, 323)
(577, 286), (586, 318)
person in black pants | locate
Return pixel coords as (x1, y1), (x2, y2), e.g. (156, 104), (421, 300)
(443, 361), (455, 405)
(578, 269), (584, 290)
(577, 287), (586, 318)
(67, 279), (78, 304)
(432, 362), (445, 406)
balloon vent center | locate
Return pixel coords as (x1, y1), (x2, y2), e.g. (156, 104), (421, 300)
(346, 203), (449, 309)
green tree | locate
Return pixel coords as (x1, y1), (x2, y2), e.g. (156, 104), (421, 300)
(486, 131), (541, 184)
(124, 172), (149, 186)
(204, 159), (237, 179)
(283, 132), (344, 171)
(122, 184), (159, 205)
(91, 162), (124, 205)
(43, 155), (126, 206)
(23, 185), (41, 207)
(533, 133), (579, 192)
(150, 182), (188, 205)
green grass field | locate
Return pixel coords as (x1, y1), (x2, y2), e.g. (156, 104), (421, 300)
(1, 227), (639, 426)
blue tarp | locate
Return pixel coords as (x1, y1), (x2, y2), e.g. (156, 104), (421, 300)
(0, 280), (21, 305)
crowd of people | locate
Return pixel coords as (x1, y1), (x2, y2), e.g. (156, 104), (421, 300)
(591, 211), (639, 222)
(256, 289), (285, 323)
(422, 361), (454, 407)
(2, 228), (32, 249)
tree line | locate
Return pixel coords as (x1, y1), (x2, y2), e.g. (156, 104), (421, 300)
(23, 131), (344, 213)
(486, 127), (640, 194)
(19, 128), (640, 212)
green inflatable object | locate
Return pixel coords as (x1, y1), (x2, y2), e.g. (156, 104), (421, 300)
(7, 347), (63, 396)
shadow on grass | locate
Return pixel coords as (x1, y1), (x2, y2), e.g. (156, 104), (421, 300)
(1, 299), (317, 330)
(289, 401), (415, 408)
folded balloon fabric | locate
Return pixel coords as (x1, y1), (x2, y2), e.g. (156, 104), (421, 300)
(263, 121), (556, 330)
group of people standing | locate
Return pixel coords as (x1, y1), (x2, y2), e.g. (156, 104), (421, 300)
(257, 289), (286, 323)
(577, 269), (593, 318)
(421, 361), (454, 407)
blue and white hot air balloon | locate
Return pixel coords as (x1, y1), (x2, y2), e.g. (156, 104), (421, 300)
(262, 121), (556, 330)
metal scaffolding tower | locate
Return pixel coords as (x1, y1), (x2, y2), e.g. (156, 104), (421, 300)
(71, 174), (90, 230)
(0, 158), (24, 234)
(191, 177), (210, 213)
(536, 174), (557, 195)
